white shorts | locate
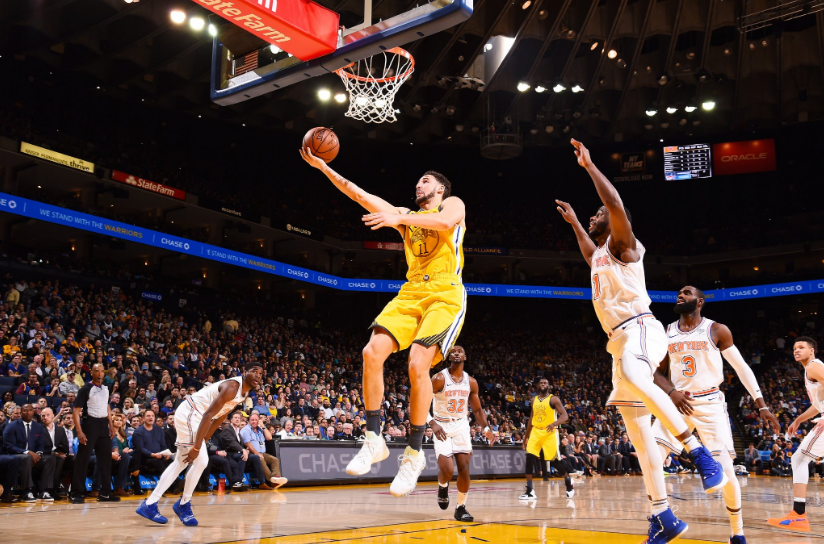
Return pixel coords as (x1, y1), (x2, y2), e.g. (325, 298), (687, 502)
(433, 418), (472, 458)
(175, 399), (205, 450)
(605, 315), (668, 409)
(652, 391), (735, 458)
(797, 422), (824, 461)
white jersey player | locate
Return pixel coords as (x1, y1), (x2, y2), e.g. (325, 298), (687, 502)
(136, 362), (262, 527)
(427, 346), (493, 523)
(652, 286), (779, 544)
(556, 138), (726, 544)
(768, 337), (824, 533)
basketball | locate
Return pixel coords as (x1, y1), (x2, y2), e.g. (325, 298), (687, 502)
(302, 127), (339, 163)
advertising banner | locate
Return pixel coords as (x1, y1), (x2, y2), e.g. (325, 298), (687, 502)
(277, 442), (525, 483)
(1, 192), (822, 303)
(464, 246), (508, 256)
(713, 139), (776, 176)
(200, 197), (262, 223)
(20, 142), (95, 173)
(283, 222), (323, 240)
(190, 0), (340, 60)
(112, 170), (186, 200)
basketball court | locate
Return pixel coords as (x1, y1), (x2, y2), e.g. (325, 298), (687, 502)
(3, 475), (823, 543)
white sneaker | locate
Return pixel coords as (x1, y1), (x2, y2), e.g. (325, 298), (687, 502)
(389, 447), (426, 497)
(519, 488), (537, 500)
(566, 489), (575, 498)
(270, 476), (288, 489)
(346, 436), (389, 476)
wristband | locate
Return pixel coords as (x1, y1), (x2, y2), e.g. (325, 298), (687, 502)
(759, 407), (770, 411)
(667, 388), (676, 397)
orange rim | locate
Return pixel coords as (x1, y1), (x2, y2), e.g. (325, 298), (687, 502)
(335, 47), (415, 83)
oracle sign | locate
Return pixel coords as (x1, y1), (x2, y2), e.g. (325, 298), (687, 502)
(112, 170), (186, 201)
(191, 0), (339, 61)
(712, 139), (776, 176)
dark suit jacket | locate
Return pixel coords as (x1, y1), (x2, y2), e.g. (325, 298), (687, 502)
(44, 424), (70, 454)
(618, 441), (635, 457)
(3, 419), (46, 454)
(218, 425), (245, 454)
(583, 443), (597, 455)
(597, 444), (611, 457)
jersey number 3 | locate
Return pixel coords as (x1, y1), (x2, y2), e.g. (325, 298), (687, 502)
(592, 274), (601, 300)
(681, 355), (697, 377)
(447, 399), (466, 413)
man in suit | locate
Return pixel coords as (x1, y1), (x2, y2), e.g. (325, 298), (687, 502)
(2, 403), (56, 501)
(609, 438), (625, 474)
(597, 438), (618, 475)
(618, 433), (641, 475)
(422, 427), (435, 445)
(203, 421), (244, 492)
(219, 411), (250, 491)
(0, 420), (23, 503)
(40, 407), (70, 498)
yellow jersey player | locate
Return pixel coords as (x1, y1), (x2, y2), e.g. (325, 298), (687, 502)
(520, 378), (573, 500)
(300, 148), (467, 497)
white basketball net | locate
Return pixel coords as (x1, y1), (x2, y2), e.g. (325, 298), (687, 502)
(336, 47), (414, 124)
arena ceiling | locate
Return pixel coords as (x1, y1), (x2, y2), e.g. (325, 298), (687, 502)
(2, 0), (824, 145)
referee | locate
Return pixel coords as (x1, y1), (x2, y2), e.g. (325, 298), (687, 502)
(71, 363), (121, 504)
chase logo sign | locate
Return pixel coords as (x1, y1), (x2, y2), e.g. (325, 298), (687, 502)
(141, 291), (163, 301)
(771, 284), (804, 294)
(0, 198), (18, 209)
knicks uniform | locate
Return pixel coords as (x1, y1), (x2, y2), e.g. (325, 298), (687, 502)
(591, 236), (668, 409)
(432, 368), (472, 458)
(652, 318), (736, 458)
(796, 359), (824, 461)
(175, 376), (248, 449)
(526, 394), (559, 460)
(371, 207), (467, 365)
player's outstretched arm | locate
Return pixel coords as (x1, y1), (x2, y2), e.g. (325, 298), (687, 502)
(652, 354), (693, 416)
(363, 196), (465, 232)
(299, 148), (406, 216)
(555, 200), (596, 263)
(468, 377), (494, 443)
(713, 323), (780, 434)
(570, 139), (637, 260)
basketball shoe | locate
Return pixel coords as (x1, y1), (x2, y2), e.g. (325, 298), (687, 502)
(767, 511), (810, 532)
(687, 446), (728, 493)
(136, 500), (168, 524)
(729, 536), (746, 544)
(173, 499), (198, 526)
(389, 447), (426, 497)
(454, 504), (473, 522)
(642, 508), (688, 544)
(519, 487), (537, 500)
(437, 484), (449, 510)
(346, 435), (389, 476)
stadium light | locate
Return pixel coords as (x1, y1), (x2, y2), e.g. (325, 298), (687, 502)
(571, 84), (584, 93)
(517, 81), (531, 92)
(666, 106), (677, 114)
(702, 100), (716, 111)
(535, 85), (547, 93)
(553, 83), (566, 93)
(684, 104), (697, 113)
(317, 89), (331, 101)
(645, 109), (657, 117)
(189, 17), (205, 31)
(607, 49), (618, 59)
(170, 10), (186, 24)
(208, 24), (217, 36)
(334, 93), (347, 103)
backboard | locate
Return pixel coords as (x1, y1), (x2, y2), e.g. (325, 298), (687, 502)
(209, 0), (473, 105)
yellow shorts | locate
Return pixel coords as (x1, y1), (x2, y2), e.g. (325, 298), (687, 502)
(526, 429), (559, 460)
(370, 274), (467, 366)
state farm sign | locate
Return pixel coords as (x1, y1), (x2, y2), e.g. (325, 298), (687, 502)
(712, 139), (776, 176)
(112, 170), (186, 201)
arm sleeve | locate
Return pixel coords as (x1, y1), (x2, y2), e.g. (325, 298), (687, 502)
(721, 345), (763, 401)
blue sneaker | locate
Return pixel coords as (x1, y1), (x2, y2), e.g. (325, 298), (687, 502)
(643, 509), (688, 544)
(688, 446), (729, 493)
(729, 536), (746, 544)
(173, 499), (198, 526)
(136, 500), (168, 524)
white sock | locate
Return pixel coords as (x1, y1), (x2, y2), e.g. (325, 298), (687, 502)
(651, 498), (669, 516)
(439, 481), (449, 488)
(682, 435), (700, 453)
(366, 431), (381, 441)
(458, 492), (467, 506)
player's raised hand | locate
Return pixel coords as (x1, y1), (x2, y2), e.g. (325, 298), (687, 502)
(363, 211), (401, 230)
(299, 147), (326, 170)
(570, 138), (592, 168)
(555, 200), (579, 225)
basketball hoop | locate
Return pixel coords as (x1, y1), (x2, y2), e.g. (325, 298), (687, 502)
(335, 47), (415, 124)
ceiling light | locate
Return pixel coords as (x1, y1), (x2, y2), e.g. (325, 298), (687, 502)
(564, 29), (576, 39)
(538, 9), (548, 19)
(679, 118), (687, 126)
(484, 43), (493, 52)
(644, 124), (653, 130)
(170, 9), (186, 24)
(334, 93), (347, 103)
(748, 42), (756, 50)
(702, 100), (716, 111)
(645, 109), (657, 117)
(553, 83), (566, 93)
(535, 85), (547, 93)
(189, 16), (205, 31)
(545, 125), (554, 133)
(517, 81), (530, 92)
(208, 24), (217, 37)
(658, 74), (668, 85)
(530, 128), (539, 135)
(616, 59), (627, 69)
(660, 138), (664, 142)
(761, 39), (769, 47)
(456, 125), (464, 132)
(591, 41), (599, 51)
(562, 126), (570, 133)
(723, 47), (732, 55)
(693, 120), (701, 126)
(571, 84), (584, 93)
(607, 49), (618, 59)
(684, 105), (697, 112)
(696, 69), (710, 83)
(666, 106), (677, 114)
(521, 0), (531, 9)
(446, 105), (456, 115)
(660, 122), (669, 128)
(572, 110), (582, 119)
(318, 89), (331, 101)
(686, 51), (695, 60)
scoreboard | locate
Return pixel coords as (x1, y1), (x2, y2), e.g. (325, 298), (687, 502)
(663, 143), (712, 180)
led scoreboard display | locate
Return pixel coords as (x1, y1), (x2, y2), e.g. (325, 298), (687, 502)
(663, 143), (712, 180)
